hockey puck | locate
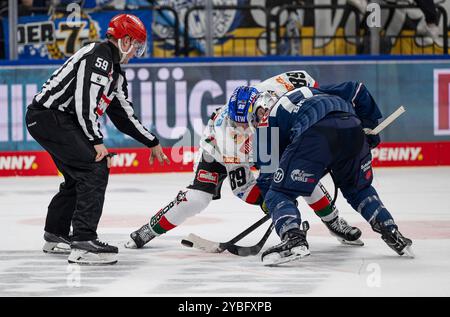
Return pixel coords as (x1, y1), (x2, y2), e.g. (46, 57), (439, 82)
(181, 239), (194, 248)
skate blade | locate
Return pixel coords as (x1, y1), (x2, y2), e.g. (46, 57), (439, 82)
(262, 247), (310, 266)
(337, 237), (365, 246)
(68, 249), (118, 265)
(43, 242), (71, 254)
(401, 245), (415, 258)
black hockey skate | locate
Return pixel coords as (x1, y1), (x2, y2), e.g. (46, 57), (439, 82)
(43, 231), (71, 254)
(125, 224), (157, 249)
(323, 217), (364, 246)
(68, 239), (118, 265)
(262, 222), (310, 266)
(380, 227), (414, 257)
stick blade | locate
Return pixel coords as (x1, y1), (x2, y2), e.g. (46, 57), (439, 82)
(226, 244), (262, 257)
(226, 224), (274, 257)
(181, 233), (225, 253)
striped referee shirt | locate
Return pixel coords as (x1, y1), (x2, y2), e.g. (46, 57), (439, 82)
(29, 41), (159, 147)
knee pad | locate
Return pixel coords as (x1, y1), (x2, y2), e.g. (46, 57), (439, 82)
(185, 189), (213, 214)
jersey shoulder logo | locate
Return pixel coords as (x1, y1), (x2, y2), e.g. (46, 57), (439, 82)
(90, 72), (108, 86)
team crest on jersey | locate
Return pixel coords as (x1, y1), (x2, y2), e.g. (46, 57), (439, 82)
(291, 169), (316, 183)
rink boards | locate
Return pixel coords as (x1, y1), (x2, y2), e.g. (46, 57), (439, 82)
(1, 57), (450, 176)
(1, 141), (450, 177)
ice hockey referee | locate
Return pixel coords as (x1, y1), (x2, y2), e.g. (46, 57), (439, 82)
(25, 14), (169, 265)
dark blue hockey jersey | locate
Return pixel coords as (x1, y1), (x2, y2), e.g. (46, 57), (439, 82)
(255, 81), (383, 193)
(271, 81), (381, 144)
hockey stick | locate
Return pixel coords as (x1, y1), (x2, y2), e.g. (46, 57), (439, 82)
(181, 214), (270, 253)
(225, 223), (275, 256)
(365, 106), (406, 135)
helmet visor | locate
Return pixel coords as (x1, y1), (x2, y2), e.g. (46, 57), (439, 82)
(246, 108), (258, 131)
(133, 40), (146, 57)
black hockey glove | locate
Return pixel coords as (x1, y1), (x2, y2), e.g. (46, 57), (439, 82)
(366, 134), (381, 149)
(361, 118), (381, 149)
(260, 201), (269, 214)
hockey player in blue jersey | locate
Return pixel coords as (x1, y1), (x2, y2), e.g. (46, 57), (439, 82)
(227, 82), (413, 266)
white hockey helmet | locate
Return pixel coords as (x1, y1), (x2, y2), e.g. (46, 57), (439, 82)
(253, 91), (277, 114)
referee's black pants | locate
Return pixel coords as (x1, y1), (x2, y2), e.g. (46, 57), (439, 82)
(25, 108), (109, 241)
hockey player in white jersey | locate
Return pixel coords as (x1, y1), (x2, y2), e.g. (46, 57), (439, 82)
(125, 71), (363, 249)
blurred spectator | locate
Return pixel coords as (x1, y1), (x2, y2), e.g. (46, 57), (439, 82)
(415, 0), (439, 25)
(82, 0), (151, 10)
(415, 0), (441, 46)
(0, 2), (4, 59)
(347, 0), (368, 14)
(116, 0), (151, 9)
(19, 0), (49, 15)
(350, 0), (443, 47)
(0, 0), (7, 16)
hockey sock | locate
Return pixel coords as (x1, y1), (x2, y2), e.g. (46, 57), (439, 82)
(304, 182), (339, 222)
(265, 189), (302, 237)
(149, 189), (213, 235)
(343, 185), (397, 231)
(149, 213), (175, 235)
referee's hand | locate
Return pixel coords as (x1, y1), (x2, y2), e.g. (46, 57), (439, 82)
(94, 144), (112, 168)
(149, 144), (170, 165)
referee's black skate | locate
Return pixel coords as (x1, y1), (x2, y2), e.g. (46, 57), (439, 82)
(380, 227), (414, 257)
(68, 239), (118, 265)
(323, 216), (364, 246)
(43, 232), (71, 254)
(125, 224), (157, 249)
(262, 222), (310, 266)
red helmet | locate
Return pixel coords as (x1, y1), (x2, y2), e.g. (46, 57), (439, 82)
(107, 14), (147, 56)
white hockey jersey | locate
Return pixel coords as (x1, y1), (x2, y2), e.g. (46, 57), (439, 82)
(197, 71), (318, 204)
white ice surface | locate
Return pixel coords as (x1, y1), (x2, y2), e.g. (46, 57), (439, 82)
(0, 167), (449, 297)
